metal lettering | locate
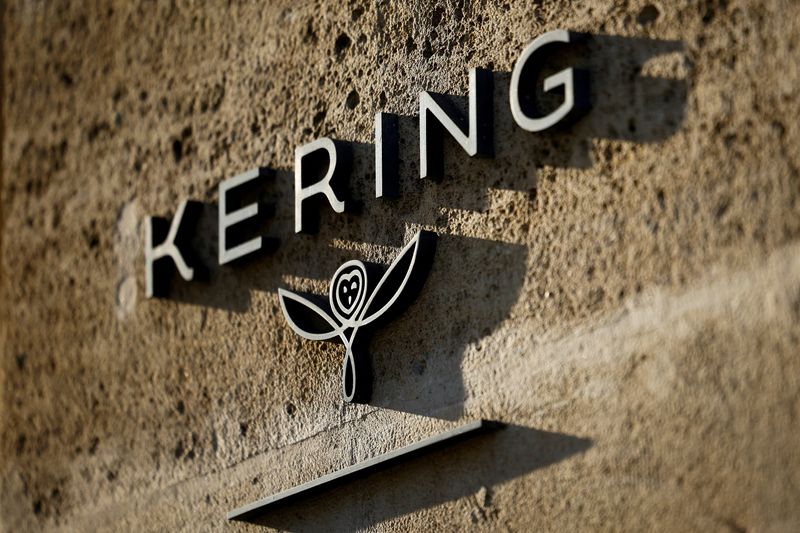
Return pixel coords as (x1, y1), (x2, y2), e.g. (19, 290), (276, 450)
(509, 29), (590, 132)
(294, 138), (351, 234)
(145, 200), (202, 298)
(375, 112), (399, 198)
(219, 167), (272, 265)
(419, 68), (493, 180)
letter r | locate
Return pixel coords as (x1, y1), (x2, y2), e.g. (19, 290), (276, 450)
(294, 138), (351, 234)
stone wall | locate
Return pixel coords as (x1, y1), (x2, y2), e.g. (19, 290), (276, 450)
(2, 0), (799, 531)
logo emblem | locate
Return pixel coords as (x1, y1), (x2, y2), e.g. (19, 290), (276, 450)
(278, 231), (437, 403)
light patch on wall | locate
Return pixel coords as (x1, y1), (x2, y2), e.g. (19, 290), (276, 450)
(639, 50), (689, 80)
(115, 199), (140, 320)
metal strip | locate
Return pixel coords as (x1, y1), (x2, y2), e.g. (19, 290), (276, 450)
(227, 419), (502, 521)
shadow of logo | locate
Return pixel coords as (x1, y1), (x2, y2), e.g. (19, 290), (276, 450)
(278, 231), (437, 403)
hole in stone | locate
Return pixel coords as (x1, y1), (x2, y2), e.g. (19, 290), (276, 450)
(345, 89), (360, 109)
(334, 33), (351, 57)
(172, 139), (183, 163)
(637, 4), (660, 25)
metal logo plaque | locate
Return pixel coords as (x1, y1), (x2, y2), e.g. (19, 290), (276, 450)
(278, 231), (437, 403)
(130, 27), (602, 521)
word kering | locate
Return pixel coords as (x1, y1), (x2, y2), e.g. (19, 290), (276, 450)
(145, 29), (590, 297)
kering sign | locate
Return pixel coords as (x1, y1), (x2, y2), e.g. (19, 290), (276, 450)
(144, 29), (591, 402)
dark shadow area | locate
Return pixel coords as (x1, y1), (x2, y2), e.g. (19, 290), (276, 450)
(369, 235), (527, 419)
(240, 424), (592, 531)
(581, 33), (685, 143)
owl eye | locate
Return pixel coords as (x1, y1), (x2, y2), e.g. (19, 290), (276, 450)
(343, 286), (348, 293)
(351, 281), (357, 290)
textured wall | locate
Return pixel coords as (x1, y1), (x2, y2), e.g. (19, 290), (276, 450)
(2, 0), (800, 531)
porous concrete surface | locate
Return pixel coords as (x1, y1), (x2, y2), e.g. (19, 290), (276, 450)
(1, 0), (799, 531)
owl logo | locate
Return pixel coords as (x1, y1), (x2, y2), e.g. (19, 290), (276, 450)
(278, 231), (437, 403)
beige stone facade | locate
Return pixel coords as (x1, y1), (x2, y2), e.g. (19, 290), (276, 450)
(2, 1), (800, 531)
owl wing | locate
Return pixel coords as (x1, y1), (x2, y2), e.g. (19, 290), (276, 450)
(278, 288), (341, 341)
(360, 230), (437, 327)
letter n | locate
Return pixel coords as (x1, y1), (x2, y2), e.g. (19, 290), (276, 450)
(419, 68), (493, 180)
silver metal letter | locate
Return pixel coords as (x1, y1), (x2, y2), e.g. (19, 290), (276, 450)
(294, 138), (351, 234)
(218, 167), (271, 265)
(145, 200), (202, 298)
(375, 112), (399, 198)
(419, 68), (493, 180)
(510, 29), (590, 132)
